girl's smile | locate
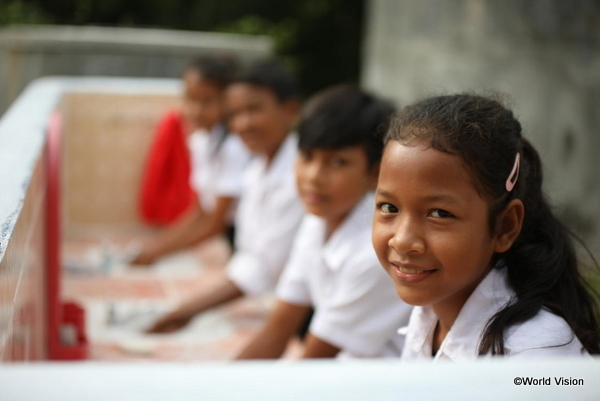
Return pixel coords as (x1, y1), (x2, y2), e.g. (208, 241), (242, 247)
(392, 262), (438, 283)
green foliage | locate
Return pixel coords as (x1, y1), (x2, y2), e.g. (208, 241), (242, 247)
(217, 15), (299, 53)
(0, 0), (52, 25)
(216, 15), (300, 75)
(0, 0), (364, 96)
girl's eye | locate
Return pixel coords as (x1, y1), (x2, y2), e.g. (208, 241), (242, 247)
(429, 209), (454, 219)
(379, 203), (398, 214)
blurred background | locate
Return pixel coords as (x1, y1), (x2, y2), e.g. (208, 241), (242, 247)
(0, 0), (365, 111)
(1, 0), (599, 363)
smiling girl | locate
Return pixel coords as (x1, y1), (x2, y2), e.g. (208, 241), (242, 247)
(372, 94), (600, 359)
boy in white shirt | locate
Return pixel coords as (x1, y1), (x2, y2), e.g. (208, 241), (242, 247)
(147, 60), (304, 333)
(237, 85), (412, 359)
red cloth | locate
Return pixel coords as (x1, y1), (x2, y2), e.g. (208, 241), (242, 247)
(139, 110), (195, 225)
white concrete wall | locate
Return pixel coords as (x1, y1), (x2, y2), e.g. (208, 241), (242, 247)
(1, 359), (599, 400)
(0, 25), (273, 114)
(0, 77), (181, 361)
(362, 0), (600, 257)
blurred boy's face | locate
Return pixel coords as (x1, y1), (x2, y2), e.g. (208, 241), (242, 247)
(295, 146), (378, 235)
(225, 83), (298, 160)
(182, 70), (223, 132)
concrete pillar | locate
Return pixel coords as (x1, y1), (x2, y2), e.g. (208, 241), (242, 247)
(362, 0), (600, 257)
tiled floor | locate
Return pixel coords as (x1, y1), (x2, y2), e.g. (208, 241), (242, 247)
(62, 236), (302, 362)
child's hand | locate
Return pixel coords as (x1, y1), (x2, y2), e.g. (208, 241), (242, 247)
(129, 247), (161, 267)
(145, 309), (193, 333)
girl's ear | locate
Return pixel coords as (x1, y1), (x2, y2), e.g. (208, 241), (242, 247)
(494, 199), (525, 253)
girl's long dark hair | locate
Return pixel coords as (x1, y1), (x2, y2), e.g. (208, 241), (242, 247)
(385, 94), (600, 355)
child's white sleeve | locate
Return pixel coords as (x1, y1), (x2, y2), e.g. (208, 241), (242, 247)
(309, 255), (412, 357)
(225, 136), (304, 296)
(214, 134), (252, 198)
(225, 196), (304, 296)
(275, 218), (313, 306)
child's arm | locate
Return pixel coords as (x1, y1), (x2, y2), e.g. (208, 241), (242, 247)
(302, 334), (341, 358)
(132, 196), (234, 265)
(146, 272), (243, 333)
(236, 300), (310, 359)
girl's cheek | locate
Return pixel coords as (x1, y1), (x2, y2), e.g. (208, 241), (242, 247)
(372, 224), (387, 254)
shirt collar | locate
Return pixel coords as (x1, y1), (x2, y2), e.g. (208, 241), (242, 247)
(207, 123), (226, 146)
(257, 133), (297, 184)
(323, 192), (375, 271)
(188, 124), (226, 149)
(404, 267), (515, 361)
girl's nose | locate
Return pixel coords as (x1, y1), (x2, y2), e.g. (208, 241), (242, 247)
(388, 217), (426, 255)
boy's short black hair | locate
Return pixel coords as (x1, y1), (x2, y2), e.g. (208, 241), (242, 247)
(185, 55), (237, 89)
(232, 59), (299, 102)
(298, 85), (395, 169)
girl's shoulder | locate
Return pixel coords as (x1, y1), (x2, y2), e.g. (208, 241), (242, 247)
(504, 309), (589, 358)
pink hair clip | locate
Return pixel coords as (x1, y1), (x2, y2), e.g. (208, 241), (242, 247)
(505, 152), (520, 192)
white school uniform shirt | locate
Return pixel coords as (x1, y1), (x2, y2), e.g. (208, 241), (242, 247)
(277, 193), (413, 359)
(400, 267), (589, 361)
(187, 124), (251, 220)
(226, 134), (305, 295)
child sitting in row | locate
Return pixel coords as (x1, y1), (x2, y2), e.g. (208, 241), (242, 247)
(146, 60), (304, 332)
(372, 94), (600, 359)
(237, 85), (412, 359)
(135, 56), (251, 264)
